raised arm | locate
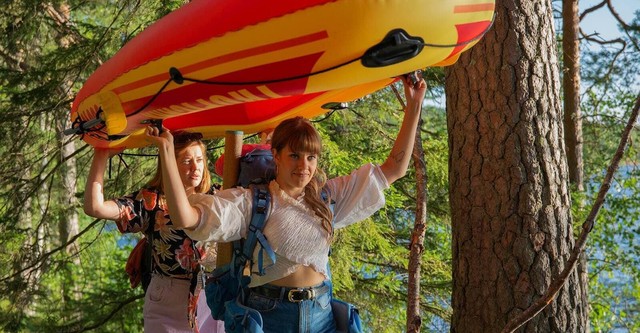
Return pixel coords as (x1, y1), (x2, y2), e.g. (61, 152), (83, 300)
(146, 126), (201, 229)
(379, 76), (427, 185)
(83, 148), (123, 220)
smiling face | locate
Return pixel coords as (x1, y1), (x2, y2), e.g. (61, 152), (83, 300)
(271, 117), (323, 197)
(176, 142), (205, 195)
(274, 145), (317, 197)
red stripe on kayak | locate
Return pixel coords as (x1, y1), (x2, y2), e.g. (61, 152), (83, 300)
(454, 3), (495, 13)
(182, 31), (328, 76)
(119, 53), (323, 116)
(444, 21), (492, 61)
(165, 92), (324, 128)
(113, 31), (328, 95)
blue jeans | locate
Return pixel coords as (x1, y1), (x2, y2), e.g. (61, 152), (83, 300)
(246, 280), (336, 333)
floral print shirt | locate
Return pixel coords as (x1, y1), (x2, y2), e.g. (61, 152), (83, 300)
(115, 188), (204, 330)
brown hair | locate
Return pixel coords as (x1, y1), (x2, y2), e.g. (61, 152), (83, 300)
(146, 131), (211, 194)
(271, 116), (333, 240)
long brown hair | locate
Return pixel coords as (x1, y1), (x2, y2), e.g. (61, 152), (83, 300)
(271, 116), (333, 240)
(146, 131), (211, 194)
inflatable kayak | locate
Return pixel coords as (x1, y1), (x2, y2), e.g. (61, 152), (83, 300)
(69, 0), (495, 148)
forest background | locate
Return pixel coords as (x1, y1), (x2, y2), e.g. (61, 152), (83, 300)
(0, 0), (638, 332)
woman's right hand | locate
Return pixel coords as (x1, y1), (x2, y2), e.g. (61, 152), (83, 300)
(92, 147), (124, 162)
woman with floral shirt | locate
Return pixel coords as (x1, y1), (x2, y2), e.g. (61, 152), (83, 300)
(83, 132), (224, 333)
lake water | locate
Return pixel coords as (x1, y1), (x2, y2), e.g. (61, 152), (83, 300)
(588, 164), (639, 332)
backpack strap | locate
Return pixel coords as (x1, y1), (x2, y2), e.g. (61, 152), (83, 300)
(233, 185), (276, 279)
(321, 187), (336, 254)
(321, 188), (335, 215)
(322, 187), (337, 292)
(139, 190), (159, 292)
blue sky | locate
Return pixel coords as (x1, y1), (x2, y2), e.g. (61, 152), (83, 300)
(580, 0), (639, 41)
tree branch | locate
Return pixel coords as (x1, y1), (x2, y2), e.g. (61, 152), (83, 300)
(0, 217), (104, 283)
(65, 294), (144, 332)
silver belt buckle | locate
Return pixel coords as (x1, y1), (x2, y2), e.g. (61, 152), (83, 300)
(287, 287), (315, 302)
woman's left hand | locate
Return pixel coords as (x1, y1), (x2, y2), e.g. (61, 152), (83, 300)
(402, 74), (427, 112)
(145, 125), (173, 149)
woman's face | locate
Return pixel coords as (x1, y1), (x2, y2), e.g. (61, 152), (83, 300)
(274, 145), (317, 197)
(176, 142), (205, 194)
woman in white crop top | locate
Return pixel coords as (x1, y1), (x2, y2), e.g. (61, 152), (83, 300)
(148, 76), (427, 333)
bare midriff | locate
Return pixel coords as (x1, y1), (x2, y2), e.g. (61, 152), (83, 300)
(269, 265), (325, 287)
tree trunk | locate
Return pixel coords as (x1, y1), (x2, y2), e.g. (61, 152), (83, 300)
(57, 114), (81, 304)
(562, 0), (584, 192)
(445, 0), (588, 332)
(562, 1), (589, 331)
(16, 156), (43, 317)
(406, 118), (427, 333)
(48, 1), (83, 306)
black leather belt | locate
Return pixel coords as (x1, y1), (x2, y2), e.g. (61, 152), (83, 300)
(250, 283), (330, 303)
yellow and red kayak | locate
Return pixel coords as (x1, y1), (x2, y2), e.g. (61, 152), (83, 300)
(70, 0), (495, 148)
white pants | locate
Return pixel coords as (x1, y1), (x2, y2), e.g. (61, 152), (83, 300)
(196, 289), (226, 333)
(143, 274), (225, 333)
(144, 274), (192, 332)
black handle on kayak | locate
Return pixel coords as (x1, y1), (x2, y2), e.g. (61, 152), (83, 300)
(361, 29), (424, 68)
(63, 117), (104, 136)
(141, 119), (164, 134)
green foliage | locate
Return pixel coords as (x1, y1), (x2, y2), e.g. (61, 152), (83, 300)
(29, 224), (143, 333)
(585, 164), (640, 333)
(578, 11), (640, 332)
(0, 1), (187, 331)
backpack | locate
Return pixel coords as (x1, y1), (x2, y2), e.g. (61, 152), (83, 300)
(237, 148), (276, 187)
(213, 144), (275, 187)
(125, 215), (154, 292)
(204, 185), (272, 331)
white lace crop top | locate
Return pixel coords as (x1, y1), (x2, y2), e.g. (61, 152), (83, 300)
(185, 163), (389, 287)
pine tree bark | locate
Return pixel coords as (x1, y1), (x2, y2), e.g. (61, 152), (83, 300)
(445, 0), (588, 331)
(562, 0), (584, 191)
(47, 2), (82, 306)
(562, 1), (589, 330)
(406, 118), (427, 333)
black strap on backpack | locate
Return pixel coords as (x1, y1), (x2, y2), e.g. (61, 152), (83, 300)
(140, 193), (159, 292)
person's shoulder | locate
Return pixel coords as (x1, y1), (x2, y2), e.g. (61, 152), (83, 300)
(135, 188), (163, 211)
(204, 186), (251, 201)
